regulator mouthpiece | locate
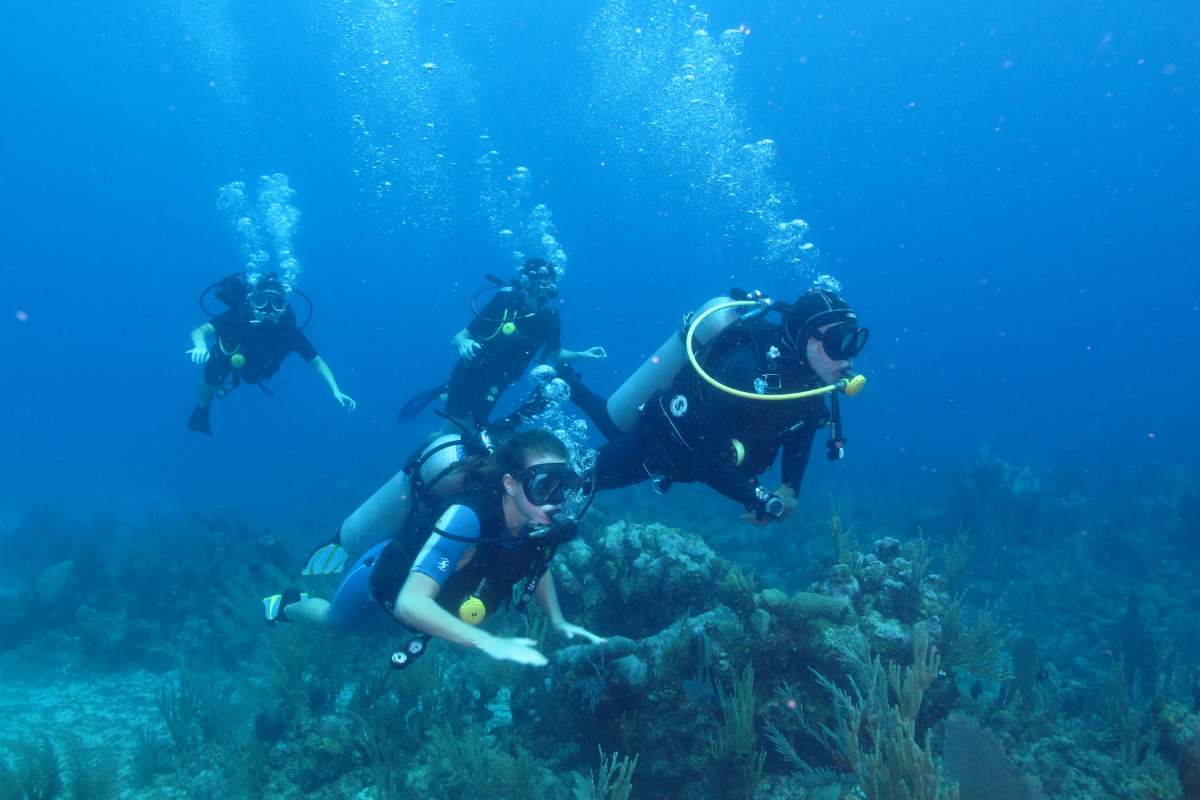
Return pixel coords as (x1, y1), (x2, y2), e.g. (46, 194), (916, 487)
(840, 374), (867, 397)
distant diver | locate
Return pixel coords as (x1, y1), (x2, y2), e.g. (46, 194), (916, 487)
(185, 272), (356, 436)
(264, 429), (607, 668)
(399, 258), (606, 433)
(558, 287), (869, 524)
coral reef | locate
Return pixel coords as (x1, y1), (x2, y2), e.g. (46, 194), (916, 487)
(0, 452), (1197, 799)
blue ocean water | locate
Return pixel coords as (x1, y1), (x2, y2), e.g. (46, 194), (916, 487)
(1, 0), (1195, 522)
(0, 3), (1198, 798)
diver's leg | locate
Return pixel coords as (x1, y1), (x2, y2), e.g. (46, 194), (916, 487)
(270, 544), (387, 632)
(196, 382), (217, 408)
(281, 597), (332, 627)
(188, 358), (229, 435)
(558, 365), (623, 441)
(187, 382), (218, 436)
(442, 361), (492, 435)
(592, 429), (657, 491)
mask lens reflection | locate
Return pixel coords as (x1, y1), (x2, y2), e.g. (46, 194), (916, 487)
(524, 467), (582, 505)
(824, 324), (868, 359)
(253, 292), (286, 313)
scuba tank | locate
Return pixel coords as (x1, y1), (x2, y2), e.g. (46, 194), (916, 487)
(337, 432), (489, 562)
(605, 295), (745, 433)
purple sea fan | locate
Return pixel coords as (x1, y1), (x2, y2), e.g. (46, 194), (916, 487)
(943, 714), (1044, 800)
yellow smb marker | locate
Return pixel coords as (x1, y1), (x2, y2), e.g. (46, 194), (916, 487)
(459, 596), (486, 625)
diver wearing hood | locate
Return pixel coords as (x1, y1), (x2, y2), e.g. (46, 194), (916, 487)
(563, 288), (868, 523)
(263, 429), (607, 668)
(400, 258), (607, 432)
(185, 272), (356, 436)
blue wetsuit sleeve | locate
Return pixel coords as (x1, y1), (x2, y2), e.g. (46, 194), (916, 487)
(410, 505), (481, 585)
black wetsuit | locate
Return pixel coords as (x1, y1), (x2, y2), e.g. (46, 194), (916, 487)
(445, 289), (561, 425)
(576, 320), (829, 514)
(203, 307), (318, 390)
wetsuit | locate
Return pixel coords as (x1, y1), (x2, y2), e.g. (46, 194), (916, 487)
(204, 307), (317, 390)
(326, 489), (553, 633)
(578, 320), (829, 515)
(445, 289), (561, 425)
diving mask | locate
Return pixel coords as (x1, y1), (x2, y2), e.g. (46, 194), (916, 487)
(250, 288), (287, 322)
(812, 322), (869, 360)
(521, 463), (583, 507)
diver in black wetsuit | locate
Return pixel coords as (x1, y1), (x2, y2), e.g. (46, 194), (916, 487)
(563, 288), (869, 523)
(401, 258), (606, 433)
(185, 273), (356, 436)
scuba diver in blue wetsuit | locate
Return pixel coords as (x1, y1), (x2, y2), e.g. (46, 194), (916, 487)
(557, 287), (869, 524)
(264, 429), (606, 667)
(185, 273), (356, 436)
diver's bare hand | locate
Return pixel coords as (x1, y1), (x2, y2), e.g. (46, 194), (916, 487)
(555, 622), (608, 645)
(187, 344), (210, 365)
(459, 338), (483, 360)
(478, 636), (548, 666)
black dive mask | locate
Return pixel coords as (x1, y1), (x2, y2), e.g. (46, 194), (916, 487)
(524, 278), (558, 302)
(812, 322), (869, 360)
(521, 463), (583, 506)
(250, 289), (287, 322)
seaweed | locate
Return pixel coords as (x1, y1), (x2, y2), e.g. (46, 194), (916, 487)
(59, 733), (119, 800)
(129, 728), (166, 789)
(940, 596), (1012, 683)
(572, 747), (639, 800)
(2, 734), (62, 800)
(811, 631), (953, 800)
(708, 663), (766, 799)
(156, 673), (203, 753)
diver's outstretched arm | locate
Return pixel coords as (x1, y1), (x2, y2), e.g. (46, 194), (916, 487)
(308, 356), (357, 410)
(452, 328), (482, 360)
(393, 573), (548, 666)
(553, 345), (608, 364)
(535, 569), (607, 644)
(780, 429), (817, 492)
(187, 322), (215, 364)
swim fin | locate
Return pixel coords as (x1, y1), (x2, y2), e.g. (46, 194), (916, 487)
(301, 541), (349, 576)
(187, 405), (212, 436)
(263, 588), (308, 623)
(398, 383), (448, 423)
